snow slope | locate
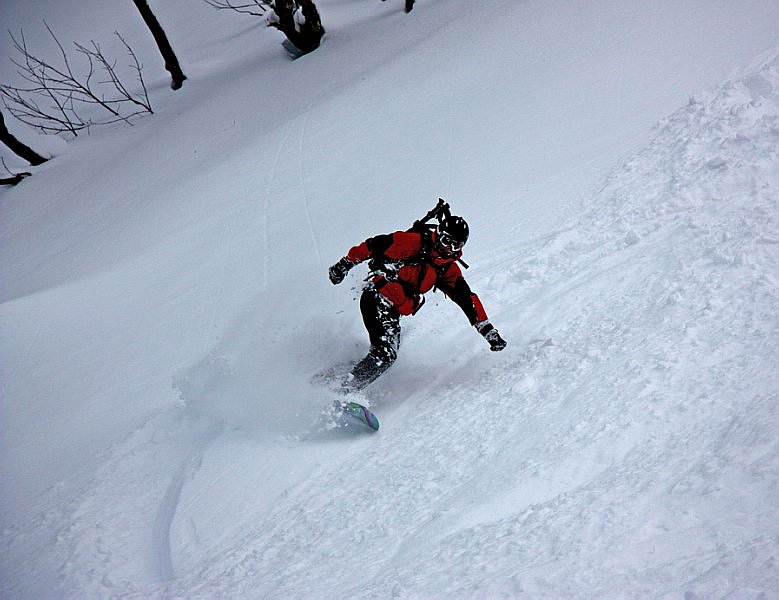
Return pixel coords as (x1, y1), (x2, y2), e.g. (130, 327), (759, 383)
(1, 0), (778, 597)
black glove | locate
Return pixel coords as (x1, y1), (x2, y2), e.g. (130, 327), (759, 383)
(485, 328), (507, 351)
(476, 321), (507, 351)
(329, 257), (355, 285)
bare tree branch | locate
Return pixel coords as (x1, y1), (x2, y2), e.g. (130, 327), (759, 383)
(203, 0), (270, 16)
(0, 157), (32, 185)
(116, 32), (153, 113)
(0, 24), (154, 137)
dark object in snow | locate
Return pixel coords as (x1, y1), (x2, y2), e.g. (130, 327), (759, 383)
(269, 0), (325, 56)
(131, 0), (187, 89)
(0, 110), (47, 166)
(0, 172), (32, 186)
(329, 199), (506, 391)
(281, 39), (306, 60)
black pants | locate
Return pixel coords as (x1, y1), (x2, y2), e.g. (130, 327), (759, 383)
(348, 287), (401, 391)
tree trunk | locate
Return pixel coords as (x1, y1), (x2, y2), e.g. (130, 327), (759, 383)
(271, 0), (324, 55)
(0, 111), (47, 166)
(131, 0), (187, 89)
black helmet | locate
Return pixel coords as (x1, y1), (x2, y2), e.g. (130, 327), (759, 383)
(436, 215), (469, 253)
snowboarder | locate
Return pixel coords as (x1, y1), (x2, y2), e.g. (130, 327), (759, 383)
(328, 206), (507, 391)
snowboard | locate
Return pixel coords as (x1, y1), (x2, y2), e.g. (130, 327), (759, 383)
(341, 401), (380, 432)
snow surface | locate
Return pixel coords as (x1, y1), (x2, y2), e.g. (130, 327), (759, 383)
(1, 0), (779, 597)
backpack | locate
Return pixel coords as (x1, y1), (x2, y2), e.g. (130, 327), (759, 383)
(367, 198), (469, 274)
(367, 199), (469, 314)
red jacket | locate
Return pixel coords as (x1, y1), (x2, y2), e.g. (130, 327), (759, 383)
(346, 230), (488, 324)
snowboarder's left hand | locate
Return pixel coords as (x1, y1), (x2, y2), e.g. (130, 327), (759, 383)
(476, 321), (507, 351)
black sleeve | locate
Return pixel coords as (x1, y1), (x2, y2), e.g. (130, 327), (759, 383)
(365, 233), (395, 259)
(437, 274), (481, 325)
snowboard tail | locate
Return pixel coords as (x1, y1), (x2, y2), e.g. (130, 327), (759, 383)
(342, 401), (380, 431)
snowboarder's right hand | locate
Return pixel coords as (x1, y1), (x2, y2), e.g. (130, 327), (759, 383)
(329, 257), (355, 285)
(485, 328), (507, 351)
(476, 320), (507, 351)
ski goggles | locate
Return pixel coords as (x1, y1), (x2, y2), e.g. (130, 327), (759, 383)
(438, 232), (465, 252)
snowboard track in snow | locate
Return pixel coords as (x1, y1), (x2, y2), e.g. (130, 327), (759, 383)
(151, 423), (222, 582)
